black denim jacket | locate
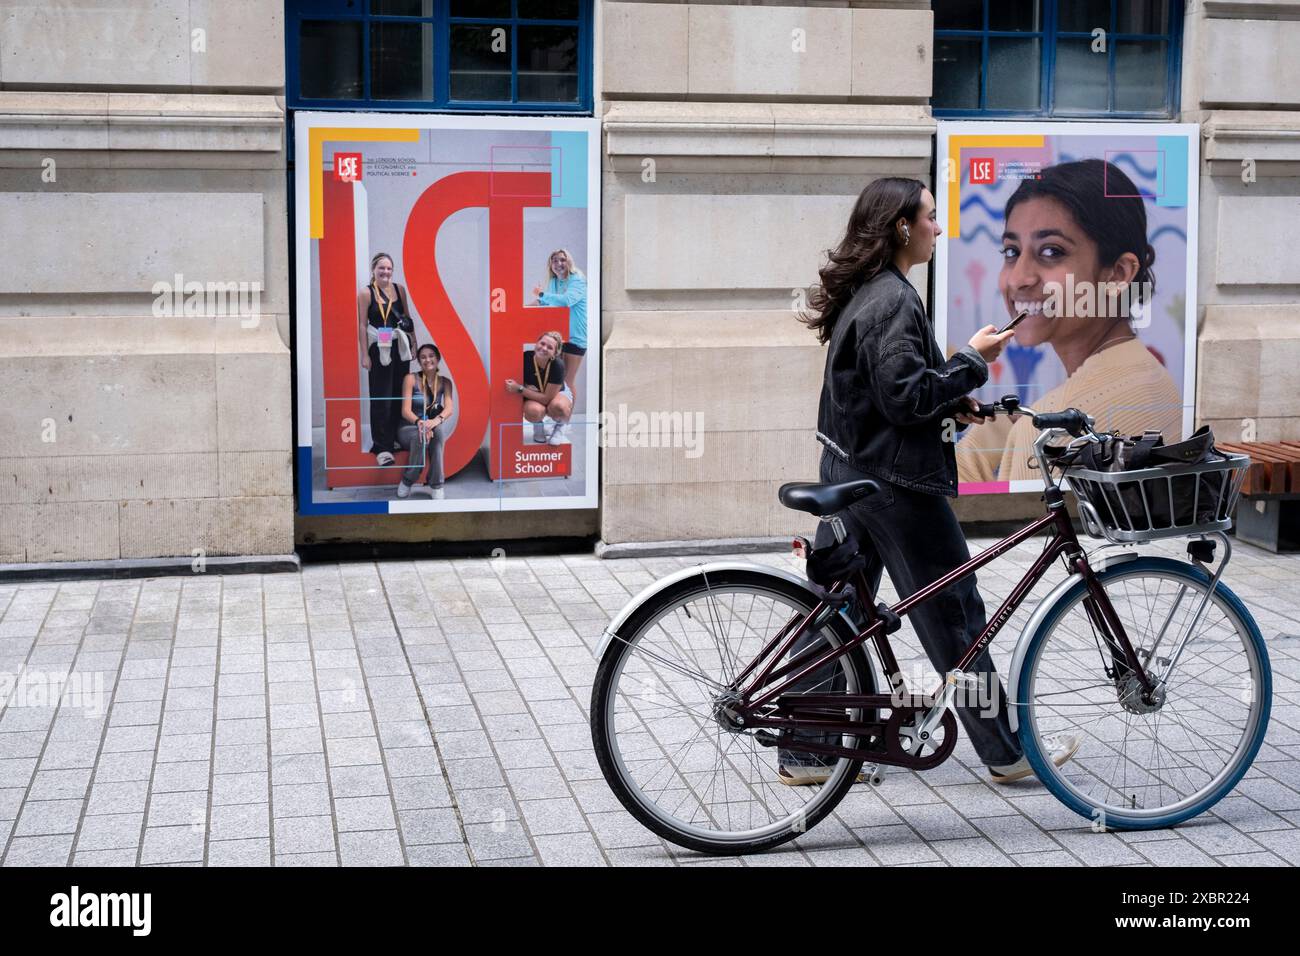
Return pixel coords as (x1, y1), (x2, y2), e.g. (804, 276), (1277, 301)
(815, 263), (989, 497)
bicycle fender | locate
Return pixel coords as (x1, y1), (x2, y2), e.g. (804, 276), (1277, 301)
(1005, 551), (1140, 732)
(594, 562), (813, 659)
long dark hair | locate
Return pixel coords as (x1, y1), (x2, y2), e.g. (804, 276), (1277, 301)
(800, 177), (925, 344)
(1004, 159), (1156, 306)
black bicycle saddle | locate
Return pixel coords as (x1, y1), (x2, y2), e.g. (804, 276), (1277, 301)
(777, 479), (881, 517)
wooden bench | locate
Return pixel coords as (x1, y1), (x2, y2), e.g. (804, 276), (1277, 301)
(1217, 440), (1300, 552)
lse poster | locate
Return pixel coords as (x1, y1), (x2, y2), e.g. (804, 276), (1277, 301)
(935, 121), (1199, 494)
(293, 113), (600, 515)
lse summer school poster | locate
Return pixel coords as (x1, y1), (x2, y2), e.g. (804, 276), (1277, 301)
(293, 112), (601, 515)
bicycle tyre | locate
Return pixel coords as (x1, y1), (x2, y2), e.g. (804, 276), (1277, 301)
(1017, 556), (1271, 830)
(590, 568), (877, 856)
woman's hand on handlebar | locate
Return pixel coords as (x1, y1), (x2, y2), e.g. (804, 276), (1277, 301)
(968, 324), (1017, 362)
(953, 397), (987, 426)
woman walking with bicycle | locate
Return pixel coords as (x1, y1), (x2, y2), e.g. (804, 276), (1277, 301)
(588, 175), (1268, 856)
(795, 177), (1076, 784)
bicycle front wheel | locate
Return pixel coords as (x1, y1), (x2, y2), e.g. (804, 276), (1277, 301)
(590, 568), (876, 856)
(1018, 556), (1271, 830)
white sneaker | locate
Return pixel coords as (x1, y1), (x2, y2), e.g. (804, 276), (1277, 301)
(431, 486), (445, 500)
(396, 481), (412, 498)
(547, 422), (570, 446)
(376, 451), (395, 466)
(410, 483), (434, 498)
(990, 733), (1081, 784)
(532, 423), (548, 443)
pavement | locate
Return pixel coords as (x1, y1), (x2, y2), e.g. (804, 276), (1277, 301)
(0, 533), (1297, 867)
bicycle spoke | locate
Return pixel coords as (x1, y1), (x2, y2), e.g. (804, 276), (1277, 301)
(1023, 565), (1265, 824)
(598, 579), (868, 848)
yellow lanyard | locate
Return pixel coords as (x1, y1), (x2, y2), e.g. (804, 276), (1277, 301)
(420, 372), (436, 417)
(533, 356), (550, 393)
(373, 282), (395, 327)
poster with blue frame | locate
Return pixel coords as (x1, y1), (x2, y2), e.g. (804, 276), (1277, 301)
(293, 112), (601, 516)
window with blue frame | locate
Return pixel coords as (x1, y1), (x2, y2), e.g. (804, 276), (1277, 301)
(289, 0), (591, 112)
(931, 1), (1182, 117)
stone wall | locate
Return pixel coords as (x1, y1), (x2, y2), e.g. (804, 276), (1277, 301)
(0, 1), (293, 562)
(1187, 0), (1300, 443)
(598, 0), (940, 544)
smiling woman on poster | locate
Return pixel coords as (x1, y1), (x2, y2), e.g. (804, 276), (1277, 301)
(956, 159), (1182, 483)
(357, 252), (418, 468)
(397, 343), (454, 501)
(531, 250), (587, 402)
(504, 331), (573, 446)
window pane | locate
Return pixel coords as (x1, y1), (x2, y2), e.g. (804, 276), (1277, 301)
(1116, 0), (1169, 34)
(1054, 38), (1109, 110)
(932, 36), (981, 109)
(371, 0), (432, 15)
(450, 24), (512, 100)
(520, 0), (580, 18)
(1114, 39), (1167, 110)
(987, 37), (1040, 109)
(300, 20), (363, 99)
(371, 21), (432, 99)
(518, 25), (578, 102)
(451, 0), (509, 16)
(988, 0), (1042, 32)
(933, 0), (983, 31)
(1059, 0), (1110, 33)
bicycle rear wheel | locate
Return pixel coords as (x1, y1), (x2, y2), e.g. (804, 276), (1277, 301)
(590, 568), (876, 855)
(1017, 557), (1270, 829)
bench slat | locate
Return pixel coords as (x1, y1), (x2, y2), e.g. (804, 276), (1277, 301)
(1219, 441), (1296, 494)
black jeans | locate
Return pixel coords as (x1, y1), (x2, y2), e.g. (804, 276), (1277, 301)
(367, 344), (406, 454)
(782, 450), (1022, 768)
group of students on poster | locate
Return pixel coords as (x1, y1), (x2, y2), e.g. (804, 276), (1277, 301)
(357, 248), (588, 500)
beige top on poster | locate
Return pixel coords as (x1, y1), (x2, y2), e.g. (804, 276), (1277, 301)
(956, 337), (1184, 483)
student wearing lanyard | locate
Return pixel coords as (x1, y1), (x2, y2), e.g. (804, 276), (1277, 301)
(504, 330), (572, 446)
(397, 343), (454, 500)
(356, 252), (417, 467)
(531, 250), (588, 403)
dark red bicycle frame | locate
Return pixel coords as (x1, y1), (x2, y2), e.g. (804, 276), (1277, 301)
(729, 501), (1155, 750)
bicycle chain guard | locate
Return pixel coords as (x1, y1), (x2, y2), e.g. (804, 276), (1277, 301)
(885, 706), (958, 770)
(757, 697), (958, 771)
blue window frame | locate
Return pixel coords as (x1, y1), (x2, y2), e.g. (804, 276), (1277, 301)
(287, 0), (592, 113)
(932, 1), (1182, 118)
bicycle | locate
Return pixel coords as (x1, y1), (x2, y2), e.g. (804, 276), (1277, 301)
(589, 398), (1271, 855)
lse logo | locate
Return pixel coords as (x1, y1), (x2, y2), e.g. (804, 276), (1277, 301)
(969, 158), (995, 184)
(335, 153), (362, 182)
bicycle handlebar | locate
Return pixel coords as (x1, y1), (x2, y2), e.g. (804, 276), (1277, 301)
(967, 394), (1103, 492)
(972, 394), (1095, 438)
(1030, 409), (1091, 437)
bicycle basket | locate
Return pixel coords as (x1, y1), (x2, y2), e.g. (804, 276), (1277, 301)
(1063, 453), (1250, 543)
